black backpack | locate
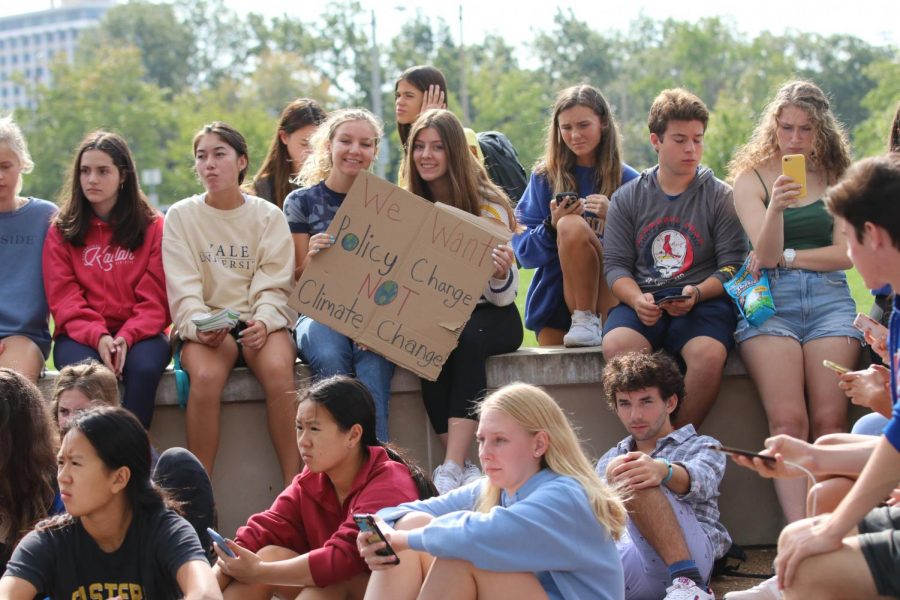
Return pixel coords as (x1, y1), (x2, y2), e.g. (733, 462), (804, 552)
(477, 131), (528, 205)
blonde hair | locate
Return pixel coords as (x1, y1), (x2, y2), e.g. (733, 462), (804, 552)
(727, 80), (851, 184)
(298, 108), (383, 187)
(0, 115), (35, 195)
(405, 109), (518, 229)
(474, 383), (627, 540)
(535, 85), (625, 199)
(50, 361), (120, 431)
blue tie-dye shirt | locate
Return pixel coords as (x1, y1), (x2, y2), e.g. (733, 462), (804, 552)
(283, 181), (346, 235)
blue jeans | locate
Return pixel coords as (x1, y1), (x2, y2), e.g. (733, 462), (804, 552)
(53, 333), (170, 428)
(294, 316), (394, 442)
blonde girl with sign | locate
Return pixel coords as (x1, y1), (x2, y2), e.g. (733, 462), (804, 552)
(163, 122), (298, 485)
(403, 109), (523, 494)
(283, 108), (396, 443)
(358, 383), (627, 600)
(44, 131), (170, 429)
(512, 85), (638, 348)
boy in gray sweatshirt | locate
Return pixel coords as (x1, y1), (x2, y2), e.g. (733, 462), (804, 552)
(602, 89), (747, 429)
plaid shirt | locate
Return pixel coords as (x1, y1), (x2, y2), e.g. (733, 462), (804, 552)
(596, 424), (732, 558)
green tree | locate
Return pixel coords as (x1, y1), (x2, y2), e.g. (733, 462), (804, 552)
(853, 57), (900, 157)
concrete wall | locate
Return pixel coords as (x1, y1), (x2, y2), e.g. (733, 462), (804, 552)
(37, 348), (867, 544)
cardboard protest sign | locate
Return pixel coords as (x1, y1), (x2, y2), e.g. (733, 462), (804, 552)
(288, 171), (511, 380)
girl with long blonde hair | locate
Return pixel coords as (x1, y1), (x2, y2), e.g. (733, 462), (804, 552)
(358, 382), (627, 600)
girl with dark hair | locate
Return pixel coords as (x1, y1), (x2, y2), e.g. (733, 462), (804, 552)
(395, 65), (447, 151)
(212, 375), (433, 599)
(0, 406), (221, 598)
(0, 116), (56, 383)
(43, 131), (171, 429)
(513, 85), (639, 347)
(163, 121), (299, 485)
(404, 109), (523, 494)
(247, 98), (327, 207)
(0, 368), (57, 572)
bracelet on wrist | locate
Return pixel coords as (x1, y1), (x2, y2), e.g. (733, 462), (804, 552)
(660, 458), (674, 485)
(693, 286), (702, 303)
(542, 215), (557, 239)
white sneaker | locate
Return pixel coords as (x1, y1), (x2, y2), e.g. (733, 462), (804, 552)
(664, 576), (715, 600)
(723, 577), (781, 600)
(462, 460), (482, 485)
(563, 311), (603, 347)
(432, 461), (464, 495)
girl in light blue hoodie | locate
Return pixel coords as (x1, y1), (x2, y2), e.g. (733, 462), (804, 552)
(358, 383), (627, 600)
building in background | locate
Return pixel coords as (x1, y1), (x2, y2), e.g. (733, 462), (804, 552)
(0, 0), (113, 112)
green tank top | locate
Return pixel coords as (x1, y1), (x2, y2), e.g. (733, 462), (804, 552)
(754, 169), (833, 249)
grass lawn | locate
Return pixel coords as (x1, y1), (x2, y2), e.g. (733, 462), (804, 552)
(515, 267), (875, 349)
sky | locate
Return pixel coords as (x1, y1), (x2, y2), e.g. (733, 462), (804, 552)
(2, 0), (898, 56)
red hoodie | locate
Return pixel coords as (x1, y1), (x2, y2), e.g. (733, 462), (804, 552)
(43, 213), (170, 349)
(234, 446), (421, 587)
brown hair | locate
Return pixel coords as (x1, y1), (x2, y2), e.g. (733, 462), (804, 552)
(395, 65), (449, 149)
(889, 101), (900, 154)
(825, 153), (900, 249)
(55, 131), (156, 249)
(534, 85), (625, 199)
(601, 351), (685, 422)
(50, 360), (120, 432)
(648, 88), (709, 138)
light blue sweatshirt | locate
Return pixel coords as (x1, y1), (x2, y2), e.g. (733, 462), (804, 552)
(377, 469), (624, 600)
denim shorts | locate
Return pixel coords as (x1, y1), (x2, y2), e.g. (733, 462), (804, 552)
(734, 268), (863, 345)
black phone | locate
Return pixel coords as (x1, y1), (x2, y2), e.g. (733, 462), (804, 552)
(656, 294), (692, 305)
(707, 444), (776, 463)
(555, 192), (578, 209)
(353, 514), (400, 565)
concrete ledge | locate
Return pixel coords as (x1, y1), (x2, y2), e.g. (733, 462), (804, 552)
(35, 348), (866, 544)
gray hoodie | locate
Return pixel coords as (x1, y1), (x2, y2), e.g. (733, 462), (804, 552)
(604, 166), (747, 294)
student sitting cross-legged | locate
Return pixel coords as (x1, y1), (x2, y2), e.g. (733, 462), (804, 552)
(358, 383), (627, 600)
(595, 351), (730, 600)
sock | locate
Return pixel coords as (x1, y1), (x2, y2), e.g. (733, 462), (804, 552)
(668, 559), (704, 587)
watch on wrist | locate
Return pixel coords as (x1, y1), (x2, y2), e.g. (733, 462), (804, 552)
(783, 248), (796, 268)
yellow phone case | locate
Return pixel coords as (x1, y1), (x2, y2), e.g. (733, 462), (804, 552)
(782, 154), (807, 200)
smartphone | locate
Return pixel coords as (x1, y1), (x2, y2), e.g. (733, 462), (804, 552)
(782, 154), (807, 200)
(555, 192), (578, 209)
(853, 313), (886, 340)
(707, 444), (776, 463)
(353, 514), (400, 565)
(822, 359), (851, 375)
(207, 527), (237, 558)
(657, 294), (692, 305)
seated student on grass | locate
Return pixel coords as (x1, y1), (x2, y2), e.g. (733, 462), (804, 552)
(0, 116), (56, 383)
(512, 85), (639, 347)
(729, 155), (900, 600)
(0, 406), (221, 599)
(602, 88), (747, 428)
(358, 383), (627, 600)
(403, 109), (523, 494)
(162, 121), (299, 484)
(246, 97), (327, 207)
(211, 376), (432, 599)
(596, 351), (729, 600)
(283, 108), (396, 442)
(44, 131), (171, 430)
(0, 368), (57, 573)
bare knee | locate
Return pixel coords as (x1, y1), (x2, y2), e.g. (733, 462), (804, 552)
(257, 545), (299, 561)
(556, 214), (593, 247)
(681, 339), (727, 372)
(395, 512), (434, 530)
(601, 330), (649, 360)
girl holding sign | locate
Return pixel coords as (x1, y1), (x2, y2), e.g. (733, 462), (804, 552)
(512, 85), (639, 347)
(284, 108), (396, 442)
(163, 122), (299, 484)
(404, 109), (523, 494)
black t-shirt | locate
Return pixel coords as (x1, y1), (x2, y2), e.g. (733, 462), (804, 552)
(3, 507), (205, 599)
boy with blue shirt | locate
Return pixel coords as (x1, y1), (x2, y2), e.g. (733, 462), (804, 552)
(596, 351), (729, 600)
(602, 89), (747, 428)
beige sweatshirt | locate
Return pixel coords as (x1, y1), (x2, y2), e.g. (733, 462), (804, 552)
(162, 193), (297, 341)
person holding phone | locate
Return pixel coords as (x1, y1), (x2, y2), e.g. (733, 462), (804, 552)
(245, 97), (327, 208)
(211, 376), (433, 599)
(163, 122), (299, 484)
(44, 131), (171, 429)
(284, 108), (397, 442)
(0, 116), (56, 383)
(358, 383), (627, 600)
(727, 81), (862, 523)
(403, 109), (523, 494)
(513, 85), (639, 347)
(0, 406), (221, 599)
